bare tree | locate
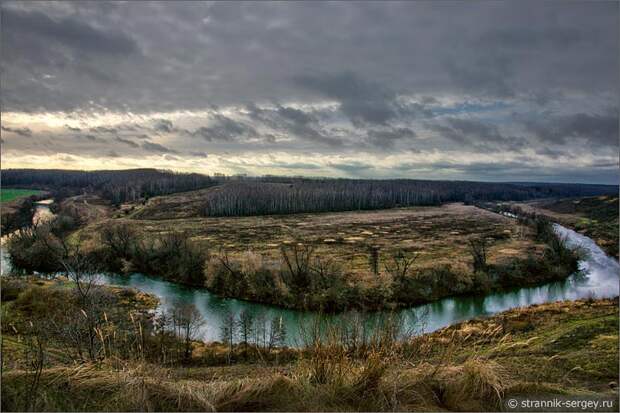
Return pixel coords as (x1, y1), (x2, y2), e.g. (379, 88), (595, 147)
(280, 242), (314, 291)
(268, 315), (287, 349)
(468, 238), (488, 273)
(368, 245), (380, 276)
(100, 224), (136, 258)
(169, 302), (205, 362)
(384, 249), (418, 279)
(219, 310), (236, 364)
(23, 321), (46, 412)
(237, 309), (255, 354)
(60, 245), (101, 303)
(309, 255), (343, 290)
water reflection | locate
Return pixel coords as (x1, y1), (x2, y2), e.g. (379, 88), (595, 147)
(98, 224), (619, 345)
(2, 217), (618, 346)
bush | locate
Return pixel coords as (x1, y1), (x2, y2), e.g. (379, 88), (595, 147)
(99, 228), (208, 286)
(0, 278), (26, 301)
(6, 224), (64, 273)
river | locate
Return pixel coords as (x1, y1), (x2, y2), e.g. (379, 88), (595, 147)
(1, 202), (618, 346)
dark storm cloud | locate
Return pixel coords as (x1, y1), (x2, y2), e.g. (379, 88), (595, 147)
(115, 137), (139, 148)
(1, 126), (33, 137)
(245, 103), (342, 147)
(479, 27), (584, 50)
(366, 127), (416, 148)
(522, 112), (619, 147)
(66, 125), (82, 132)
(2, 2), (617, 114)
(90, 127), (118, 134)
(142, 141), (178, 154)
(276, 106), (315, 125)
(1, 1), (618, 183)
(295, 72), (401, 126)
(2, 7), (138, 56)
(428, 117), (527, 151)
(445, 55), (515, 98)
(192, 114), (256, 142)
(189, 151), (207, 157)
(153, 119), (174, 133)
(81, 134), (101, 142)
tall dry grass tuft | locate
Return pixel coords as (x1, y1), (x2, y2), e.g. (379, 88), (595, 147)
(441, 357), (509, 410)
(1, 361), (217, 412)
(350, 351), (388, 396)
(213, 375), (301, 412)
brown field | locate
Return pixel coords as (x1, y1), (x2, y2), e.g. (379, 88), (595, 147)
(78, 202), (542, 278)
(129, 187), (218, 220)
(60, 194), (113, 223)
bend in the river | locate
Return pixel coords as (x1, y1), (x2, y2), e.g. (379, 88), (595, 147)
(1, 202), (618, 346)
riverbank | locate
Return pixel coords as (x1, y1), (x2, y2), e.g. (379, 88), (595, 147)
(0, 192), (50, 235)
(2, 296), (617, 411)
(500, 196), (619, 259)
(48, 203), (578, 312)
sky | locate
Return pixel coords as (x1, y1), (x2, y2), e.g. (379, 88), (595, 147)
(1, 1), (618, 184)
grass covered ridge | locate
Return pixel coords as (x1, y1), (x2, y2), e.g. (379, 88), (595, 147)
(2, 290), (617, 412)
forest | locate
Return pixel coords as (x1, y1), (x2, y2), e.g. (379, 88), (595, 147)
(1, 168), (217, 205)
(2, 168), (616, 216)
(198, 179), (616, 216)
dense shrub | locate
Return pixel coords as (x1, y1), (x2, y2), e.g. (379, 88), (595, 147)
(6, 224), (64, 274)
(98, 225), (207, 286)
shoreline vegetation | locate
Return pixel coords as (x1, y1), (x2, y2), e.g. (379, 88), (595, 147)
(7, 203), (579, 312)
(489, 196), (619, 260)
(1, 277), (617, 412)
(0, 191), (51, 235)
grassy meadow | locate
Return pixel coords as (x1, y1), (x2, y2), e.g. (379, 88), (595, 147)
(80, 202), (541, 278)
(1, 189), (43, 203)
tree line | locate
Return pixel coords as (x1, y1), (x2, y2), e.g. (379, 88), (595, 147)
(2, 168), (615, 216)
(200, 178), (616, 217)
(2, 168), (217, 205)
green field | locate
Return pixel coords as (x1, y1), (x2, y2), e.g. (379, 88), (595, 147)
(0, 188), (42, 203)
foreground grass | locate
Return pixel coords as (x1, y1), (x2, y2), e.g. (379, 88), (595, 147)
(2, 293), (617, 412)
(0, 189), (43, 203)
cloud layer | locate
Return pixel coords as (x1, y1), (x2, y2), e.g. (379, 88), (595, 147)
(1, 1), (618, 183)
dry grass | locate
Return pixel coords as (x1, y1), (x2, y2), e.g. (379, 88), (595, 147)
(60, 195), (113, 224)
(2, 298), (618, 411)
(78, 203), (542, 281)
(502, 195), (619, 258)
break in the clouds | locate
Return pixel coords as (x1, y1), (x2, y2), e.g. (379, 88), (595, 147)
(1, 1), (618, 184)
